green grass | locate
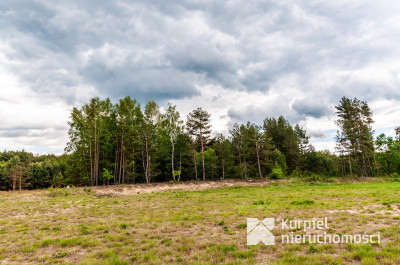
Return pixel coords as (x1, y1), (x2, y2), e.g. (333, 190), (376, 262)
(0, 180), (400, 264)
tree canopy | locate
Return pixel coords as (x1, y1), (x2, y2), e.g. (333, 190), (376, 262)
(0, 96), (399, 190)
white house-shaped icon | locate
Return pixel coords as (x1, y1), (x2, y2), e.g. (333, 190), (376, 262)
(247, 218), (275, 245)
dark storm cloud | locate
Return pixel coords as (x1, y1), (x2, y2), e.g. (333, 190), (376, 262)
(1, 0), (400, 152)
(292, 99), (331, 118)
(81, 63), (201, 103)
(2, 0), (400, 103)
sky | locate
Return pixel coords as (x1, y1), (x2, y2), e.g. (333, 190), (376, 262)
(1, 0), (400, 155)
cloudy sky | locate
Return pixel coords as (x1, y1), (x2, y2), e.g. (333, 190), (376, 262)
(1, 1), (400, 154)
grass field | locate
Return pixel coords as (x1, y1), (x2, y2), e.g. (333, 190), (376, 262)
(1, 179), (400, 264)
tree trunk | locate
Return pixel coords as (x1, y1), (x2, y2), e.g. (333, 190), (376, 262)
(341, 154), (345, 177)
(12, 172), (16, 191)
(97, 116), (101, 186)
(361, 152), (368, 177)
(356, 121), (368, 177)
(119, 135), (123, 184)
(114, 143), (118, 184)
(95, 147), (98, 186)
(361, 151), (368, 177)
(122, 151), (125, 184)
(355, 154), (362, 178)
(200, 129), (206, 181)
(243, 147), (247, 180)
(145, 134), (150, 184)
(373, 152), (379, 176)
(178, 152), (182, 181)
(256, 142), (262, 179)
(148, 155), (151, 183)
(367, 157), (374, 178)
(238, 145), (243, 179)
(171, 144), (175, 181)
(89, 125), (93, 186)
(94, 115), (98, 186)
(193, 151), (198, 180)
(19, 173), (22, 191)
(222, 158), (225, 180)
(348, 155), (353, 178)
(141, 149), (146, 178)
(398, 142), (400, 161)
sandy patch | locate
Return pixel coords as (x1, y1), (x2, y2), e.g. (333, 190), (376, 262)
(93, 179), (270, 197)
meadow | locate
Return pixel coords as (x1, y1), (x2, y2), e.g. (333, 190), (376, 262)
(1, 179), (400, 264)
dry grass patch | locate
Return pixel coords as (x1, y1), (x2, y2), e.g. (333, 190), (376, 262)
(0, 180), (400, 264)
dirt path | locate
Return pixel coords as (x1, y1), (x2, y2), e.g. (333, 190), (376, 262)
(93, 179), (270, 196)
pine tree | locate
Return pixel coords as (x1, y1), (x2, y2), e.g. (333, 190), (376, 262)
(335, 97), (375, 177)
(213, 134), (232, 180)
(6, 156), (20, 191)
(143, 101), (160, 184)
(264, 116), (300, 173)
(230, 123), (244, 179)
(186, 108), (211, 181)
(115, 96), (142, 184)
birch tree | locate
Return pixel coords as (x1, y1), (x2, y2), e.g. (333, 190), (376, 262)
(163, 103), (183, 181)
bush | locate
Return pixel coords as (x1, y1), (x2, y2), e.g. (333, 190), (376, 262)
(236, 223), (247, 229)
(303, 171), (325, 182)
(172, 170), (181, 180)
(269, 165), (284, 179)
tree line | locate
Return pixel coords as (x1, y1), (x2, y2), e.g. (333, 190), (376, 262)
(0, 96), (399, 190)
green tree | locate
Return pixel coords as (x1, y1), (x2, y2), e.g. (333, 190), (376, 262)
(213, 134), (232, 180)
(162, 103), (183, 181)
(115, 96), (142, 184)
(6, 156), (20, 191)
(186, 108), (212, 181)
(143, 101), (161, 184)
(335, 97), (376, 177)
(375, 133), (399, 174)
(230, 123), (244, 179)
(264, 116), (301, 173)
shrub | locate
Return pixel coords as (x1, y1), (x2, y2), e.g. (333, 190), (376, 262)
(236, 223), (247, 229)
(303, 171), (325, 182)
(172, 170), (181, 180)
(270, 164), (284, 179)
(309, 245), (320, 253)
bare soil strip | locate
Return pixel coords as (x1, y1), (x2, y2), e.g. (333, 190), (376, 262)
(93, 179), (270, 196)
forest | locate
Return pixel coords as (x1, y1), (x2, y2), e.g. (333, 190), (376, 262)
(1, 96), (399, 190)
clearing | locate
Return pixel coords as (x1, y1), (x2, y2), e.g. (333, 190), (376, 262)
(0, 179), (400, 264)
